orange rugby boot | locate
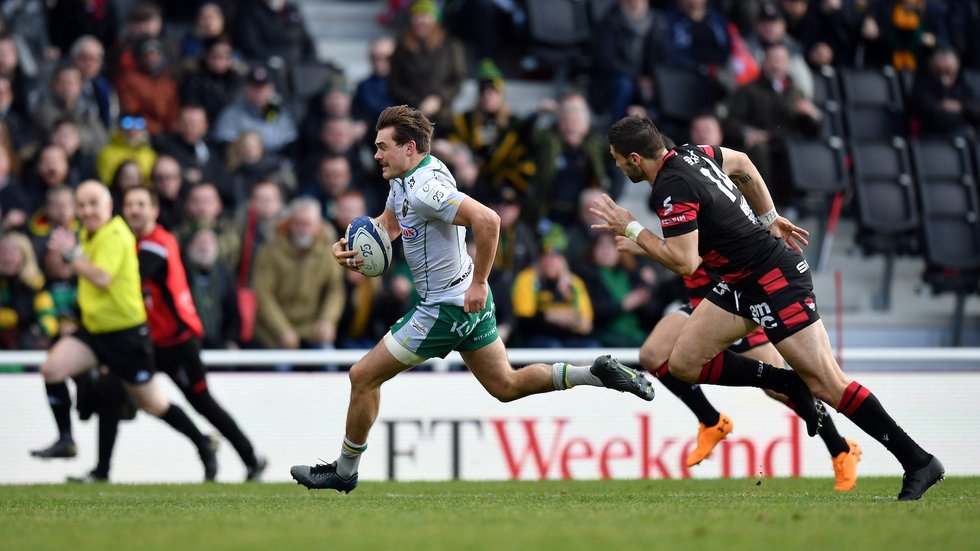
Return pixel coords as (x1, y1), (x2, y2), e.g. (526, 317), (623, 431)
(686, 413), (733, 467)
(832, 439), (862, 491)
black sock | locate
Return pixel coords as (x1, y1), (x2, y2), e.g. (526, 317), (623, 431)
(95, 407), (120, 478)
(696, 349), (801, 394)
(837, 381), (930, 471)
(160, 403), (206, 446)
(187, 390), (257, 466)
(655, 365), (720, 427)
(785, 400), (849, 457)
(45, 382), (73, 440)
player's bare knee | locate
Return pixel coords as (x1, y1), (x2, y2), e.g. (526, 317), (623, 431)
(348, 362), (375, 391)
(638, 343), (665, 374)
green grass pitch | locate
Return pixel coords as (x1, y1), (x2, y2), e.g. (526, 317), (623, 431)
(2, 477), (979, 550)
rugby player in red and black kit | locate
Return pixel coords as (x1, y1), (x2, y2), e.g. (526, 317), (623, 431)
(117, 186), (266, 481)
(593, 115), (943, 500)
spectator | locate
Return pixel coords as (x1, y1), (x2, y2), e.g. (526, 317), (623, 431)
(723, 42), (822, 207)
(26, 145), (74, 212)
(96, 113), (157, 185)
(909, 47), (980, 138)
(47, 0), (118, 55)
(49, 118), (98, 187)
(180, 36), (244, 126)
(149, 155), (185, 229)
(70, 35), (117, 129)
(175, 182), (241, 270)
(0, 144), (29, 231)
(181, 2), (230, 62)
(213, 64), (298, 155)
(115, 35), (181, 135)
(863, 0), (948, 71)
(299, 154), (353, 221)
(108, 160), (144, 214)
(511, 225), (598, 348)
(564, 187), (608, 265)
(32, 64), (108, 157)
(744, 2), (814, 99)
(591, 0), (663, 122)
(27, 185), (78, 263)
(487, 185), (538, 344)
(387, 0), (467, 132)
(780, 0), (861, 68)
(352, 36), (395, 128)
(235, 0), (315, 67)
(580, 232), (660, 347)
(0, 231), (57, 349)
(662, 0), (732, 74)
(236, 178), (284, 286)
(222, 129), (296, 211)
(0, 33), (37, 119)
(252, 197), (344, 358)
(184, 227), (241, 349)
(112, 2), (177, 80)
(687, 112), (724, 146)
(449, 59), (536, 198)
(0, 76), (38, 158)
(299, 82), (369, 181)
(2, 0), (54, 67)
(530, 92), (614, 227)
(153, 104), (224, 188)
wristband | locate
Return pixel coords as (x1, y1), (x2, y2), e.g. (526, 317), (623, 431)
(757, 208), (778, 228)
(62, 245), (82, 264)
(625, 220), (645, 242)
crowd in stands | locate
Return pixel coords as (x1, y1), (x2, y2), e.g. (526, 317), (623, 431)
(2, 0), (979, 368)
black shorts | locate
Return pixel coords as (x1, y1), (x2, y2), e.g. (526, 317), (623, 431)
(677, 303), (770, 353)
(704, 253), (820, 345)
(74, 324), (155, 385)
(154, 337), (208, 395)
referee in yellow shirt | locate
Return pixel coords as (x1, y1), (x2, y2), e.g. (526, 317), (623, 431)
(31, 181), (218, 481)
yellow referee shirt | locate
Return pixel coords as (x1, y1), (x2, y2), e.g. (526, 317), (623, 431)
(78, 216), (147, 333)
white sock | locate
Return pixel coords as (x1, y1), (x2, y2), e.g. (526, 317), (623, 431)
(552, 362), (602, 390)
(336, 437), (367, 479)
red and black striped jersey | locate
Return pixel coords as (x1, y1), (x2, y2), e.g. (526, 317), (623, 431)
(649, 144), (786, 286)
(137, 225), (204, 347)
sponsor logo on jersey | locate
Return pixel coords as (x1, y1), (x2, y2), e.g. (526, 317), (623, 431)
(407, 177), (416, 188)
(401, 225), (419, 239)
(749, 302), (777, 329)
(796, 260), (810, 274)
(662, 196), (673, 215)
(419, 181), (452, 210)
(657, 201), (699, 227)
(683, 153), (700, 166)
(402, 199), (409, 217)
(804, 297), (815, 311)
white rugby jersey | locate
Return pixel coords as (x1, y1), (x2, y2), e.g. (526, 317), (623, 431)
(386, 154), (473, 305)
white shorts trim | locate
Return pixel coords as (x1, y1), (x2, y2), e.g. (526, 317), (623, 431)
(383, 331), (426, 366)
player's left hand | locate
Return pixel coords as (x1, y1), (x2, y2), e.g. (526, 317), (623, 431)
(464, 281), (489, 313)
(767, 216), (809, 253)
(589, 194), (636, 236)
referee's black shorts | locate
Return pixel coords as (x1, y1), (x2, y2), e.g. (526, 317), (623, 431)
(73, 324), (155, 385)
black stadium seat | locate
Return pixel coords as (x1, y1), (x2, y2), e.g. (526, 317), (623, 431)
(840, 67), (905, 140)
(844, 105), (905, 140)
(786, 137), (849, 269)
(652, 65), (722, 141)
(910, 138), (980, 344)
(850, 138), (919, 309)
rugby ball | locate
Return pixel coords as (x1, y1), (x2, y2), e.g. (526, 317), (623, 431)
(345, 216), (392, 277)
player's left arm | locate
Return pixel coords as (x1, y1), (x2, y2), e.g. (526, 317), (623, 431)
(452, 197), (500, 313)
(719, 147), (809, 253)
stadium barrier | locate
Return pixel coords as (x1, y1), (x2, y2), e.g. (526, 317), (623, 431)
(2, 348), (979, 485)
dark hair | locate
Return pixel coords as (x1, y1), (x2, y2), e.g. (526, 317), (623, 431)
(122, 184), (159, 206)
(376, 105), (434, 154)
(607, 115), (666, 160)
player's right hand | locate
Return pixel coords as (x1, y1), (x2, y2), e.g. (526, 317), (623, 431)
(332, 238), (363, 271)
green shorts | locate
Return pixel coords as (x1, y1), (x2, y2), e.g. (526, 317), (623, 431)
(383, 290), (499, 366)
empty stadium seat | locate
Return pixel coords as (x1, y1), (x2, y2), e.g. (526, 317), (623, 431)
(910, 137), (980, 344)
(651, 65), (722, 140)
(840, 66), (904, 109)
(851, 137), (919, 309)
(844, 105), (905, 140)
(523, 0), (592, 82)
(786, 137), (849, 269)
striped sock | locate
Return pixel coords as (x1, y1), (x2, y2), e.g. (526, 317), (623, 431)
(836, 381), (930, 471)
(551, 362), (602, 390)
(336, 437), (367, 478)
